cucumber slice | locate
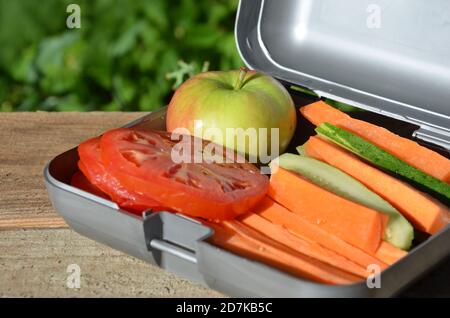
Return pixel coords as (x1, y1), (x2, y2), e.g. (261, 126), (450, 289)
(316, 123), (450, 204)
(296, 145), (306, 156)
(323, 98), (362, 113)
(272, 153), (414, 250)
(289, 86), (361, 112)
(290, 85), (318, 97)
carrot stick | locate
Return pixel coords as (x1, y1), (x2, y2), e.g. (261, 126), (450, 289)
(253, 197), (387, 270)
(305, 136), (450, 234)
(208, 221), (362, 285)
(300, 101), (450, 182)
(268, 167), (384, 253)
(375, 241), (407, 265)
(238, 212), (369, 278)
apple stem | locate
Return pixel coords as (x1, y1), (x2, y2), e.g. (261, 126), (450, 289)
(234, 66), (249, 90)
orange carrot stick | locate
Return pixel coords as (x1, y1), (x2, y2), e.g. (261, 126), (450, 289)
(253, 197), (387, 270)
(304, 136), (450, 234)
(238, 212), (369, 278)
(268, 167), (384, 253)
(211, 221), (362, 284)
(375, 241), (408, 265)
(300, 101), (450, 182)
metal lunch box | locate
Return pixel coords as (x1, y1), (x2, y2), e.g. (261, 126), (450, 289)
(44, 0), (450, 297)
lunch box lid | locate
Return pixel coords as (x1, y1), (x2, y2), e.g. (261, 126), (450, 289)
(235, 0), (450, 150)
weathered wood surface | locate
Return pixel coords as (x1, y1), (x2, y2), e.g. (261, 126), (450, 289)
(0, 112), (221, 297)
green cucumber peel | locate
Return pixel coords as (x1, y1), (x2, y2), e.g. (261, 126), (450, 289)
(290, 86), (361, 112)
(315, 123), (450, 203)
(296, 145), (306, 156)
(323, 98), (362, 113)
(290, 85), (318, 97)
(275, 152), (413, 250)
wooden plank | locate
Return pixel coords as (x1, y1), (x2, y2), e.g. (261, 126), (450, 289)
(0, 112), (223, 297)
(0, 228), (222, 297)
(0, 217), (68, 230)
(0, 112), (144, 228)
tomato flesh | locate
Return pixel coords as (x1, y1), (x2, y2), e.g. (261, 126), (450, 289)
(71, 171), (110, 200)
(77, 137), (166, 213)
(100, 128), (269, 220)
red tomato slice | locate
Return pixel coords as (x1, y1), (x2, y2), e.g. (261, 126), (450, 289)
(77, 137), (166, 213)
(71, 171), (110, 200)
(100, 128), (269, 220)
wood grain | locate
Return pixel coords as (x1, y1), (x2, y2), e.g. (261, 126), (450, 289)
(0, 112), (143, 230)
(0, 228), (221, 297)
(0, 217), (68, 230)
(0, 111), (223, 297)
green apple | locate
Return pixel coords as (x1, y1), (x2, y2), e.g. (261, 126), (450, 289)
(166, 68), (297, 163)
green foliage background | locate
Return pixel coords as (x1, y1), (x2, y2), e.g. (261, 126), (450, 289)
(0, 0), (242, 112)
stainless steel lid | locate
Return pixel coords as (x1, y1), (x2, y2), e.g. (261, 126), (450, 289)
(235, 0), (450, 149)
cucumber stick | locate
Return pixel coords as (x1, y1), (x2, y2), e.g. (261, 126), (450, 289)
(273, 153), (414, 250)
(296, 145), (306, 156)
(316, 123), (450, 203)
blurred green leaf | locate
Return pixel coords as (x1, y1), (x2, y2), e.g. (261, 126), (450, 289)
(36, 32), (85, 94)
(0, 0), (242, 112)
(166, 60), (199, 89)
(185, 25), (224, 48)
(111, 22), (142, 57)
(102, 100), (121, 111)
(113, 76), (136, 105)
(141, 0), (168, 30)
(11, 47), (38, 83)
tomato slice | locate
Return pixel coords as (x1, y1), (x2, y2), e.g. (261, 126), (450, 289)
(100, 128), (269, 220)
(71, 171), (110, 200)
(77, 137), (166, 213)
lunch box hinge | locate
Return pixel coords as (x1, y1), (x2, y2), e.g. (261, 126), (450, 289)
(142, 211), (213, 266)
(149, 239), (197, 264)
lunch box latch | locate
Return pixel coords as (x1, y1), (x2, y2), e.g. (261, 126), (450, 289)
(142, 211), (213, 266)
